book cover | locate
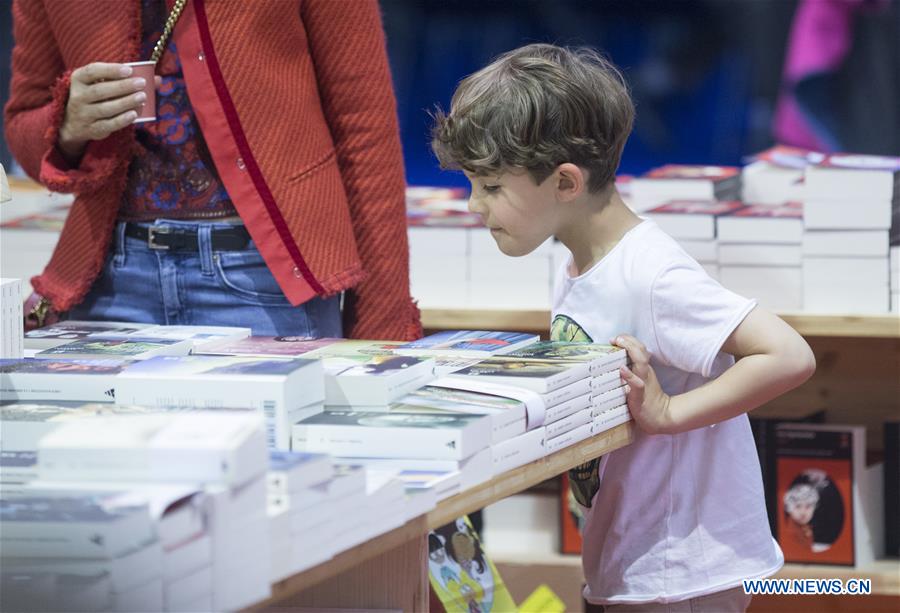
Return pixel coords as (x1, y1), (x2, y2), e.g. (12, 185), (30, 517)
(34, 337), (191, 360)
(646, 199), (745, 216)
(395, 330), (539, 357)
(776, 426), (856, 565)
(644, 165), (740, 181)
(24, 320), (155, 351)
(301, 340), (403, 360)
(502, 341), (627, 375)
(399, 385), (527, 443)
(195, 335), (340, 358)
(448, 358), (590, 393)
(560, 473), (585, 554)
(0, 359), (127, 403)
(429, 516), (518, 613)
(321, 354), (435, 406)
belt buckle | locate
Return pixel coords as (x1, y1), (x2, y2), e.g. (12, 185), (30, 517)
(147, 226), (171, 250)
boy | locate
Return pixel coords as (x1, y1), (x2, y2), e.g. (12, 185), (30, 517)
(432, 44), (816, 612)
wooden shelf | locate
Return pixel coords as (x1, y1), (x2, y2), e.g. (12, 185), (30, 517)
(422, 308), (900, 338)
(245, 422), (634, 610)
(494, 553), (900, 597)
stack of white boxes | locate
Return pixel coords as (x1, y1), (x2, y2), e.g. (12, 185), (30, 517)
(718, 202), (805, 311)
(1, 278), (24, 359)
(802, 154), (896, 313)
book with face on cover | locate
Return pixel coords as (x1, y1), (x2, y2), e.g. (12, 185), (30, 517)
(319, 353), (435, 407)
(395, 385), (527, 444)
(37, 412), (268, 487)
(194, 335), (340, 358)
(444, 357), (591, 394)
(34, 336), (193, 361)
(0, 358), (129, 403)
(394, 330), (540, 358)
(292, 410), (491, 461)
(644, 200), (746, 240)
(501, 341), (628, 375)
(114, 355), (324, 449)
(23, 320), (156, 352)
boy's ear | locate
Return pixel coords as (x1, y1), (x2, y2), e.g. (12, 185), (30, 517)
(555, 163), (586, 202)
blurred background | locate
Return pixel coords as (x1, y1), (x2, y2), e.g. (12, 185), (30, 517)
(2, 0), (899, 181)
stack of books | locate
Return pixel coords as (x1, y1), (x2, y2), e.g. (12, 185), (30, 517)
(115, 355), (325, 450)
(718, 202), (805, 311)
(628, 165), (741, 212)
(644, 200), (745, 280)
(1, 278), (23, 359)
(741, 145), (821, 205)
(1, 359), (130, 403)
(265, 451), (334, 581)
(31, 334), (194, 362)
(802, 154), (896, 313)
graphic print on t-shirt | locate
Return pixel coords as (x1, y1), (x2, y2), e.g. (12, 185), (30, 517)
(552, 314), (603, 508)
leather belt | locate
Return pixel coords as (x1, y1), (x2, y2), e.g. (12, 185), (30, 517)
(124, 223), (251, 251)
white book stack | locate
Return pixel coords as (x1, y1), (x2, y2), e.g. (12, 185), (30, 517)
(892, 246), (899, 313)
(741, 145), (821, 205)
(0, 163), (10, 203)
(629, 165), (741, 212)
(265, 451), (333, 582)
(1, 278), (23, 359)
(718, 202), (805, 311)
(468, 233), (555, 309)
(643, 200), (746, 281)
(1, 359), (129, 403)
(337, 468), (408, 552)
(0, 495), (164, 612)
(205, 476), (271, 610)
(491, 427), (546, 475)
(115, 355), (325, 449)
(802, 154), (898, 313)
(23, 320), (156, 356)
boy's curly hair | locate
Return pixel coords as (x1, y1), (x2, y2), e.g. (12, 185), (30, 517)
(431, 43), (634, 193)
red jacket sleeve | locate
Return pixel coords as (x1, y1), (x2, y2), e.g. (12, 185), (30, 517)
(4, 0), (130, 194)
(301, 0), (422, 342)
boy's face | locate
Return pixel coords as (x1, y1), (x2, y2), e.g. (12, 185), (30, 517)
(464, 169), (558, 257)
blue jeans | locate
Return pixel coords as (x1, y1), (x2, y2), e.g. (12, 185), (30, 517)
(67, 219), (343, 337)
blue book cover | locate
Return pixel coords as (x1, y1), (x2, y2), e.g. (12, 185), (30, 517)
(397, 331), (538, 355)
(268, 450), (329, 471)
(123, 355), (317, 377)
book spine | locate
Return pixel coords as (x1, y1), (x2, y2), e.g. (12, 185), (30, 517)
(291, 425), (467, 460)
(546, 422), (594, 454)
(492, 428), (546, 474)
(544, 392), (591, 424)
(591, 405), (631, 433)
(546, 407), (593, 439)
(2, 371), (117, 402)
(591, 369), (623, 394)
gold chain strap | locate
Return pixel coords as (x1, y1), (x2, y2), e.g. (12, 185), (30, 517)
(150, 0), (189, 64)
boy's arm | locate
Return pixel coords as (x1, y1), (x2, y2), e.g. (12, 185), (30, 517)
(617, 306), (816, 435)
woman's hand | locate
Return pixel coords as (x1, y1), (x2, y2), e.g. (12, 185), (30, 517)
(612, 334), (673, 435)
(57, 63), (149, 165)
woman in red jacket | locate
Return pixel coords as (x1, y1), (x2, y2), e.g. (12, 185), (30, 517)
(5, 0), (422, 341)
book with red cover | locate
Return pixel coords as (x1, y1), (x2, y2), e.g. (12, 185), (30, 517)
(195, 336), (340, 358)
(645, 200), (745, 240)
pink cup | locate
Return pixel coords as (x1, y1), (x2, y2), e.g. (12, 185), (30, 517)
(124, 61), (157, 123)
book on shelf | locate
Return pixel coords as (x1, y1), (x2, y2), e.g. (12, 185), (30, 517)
(629, 165), (741, 211)
(318, 353), (435, 407)
(492, 427), (546, 475)
(644, 200), (745, 240)
(501, 341), (628, 375)
(718, 243), (802, 267)
(114, 355), (325, 449)
(0, 358), (129, 403)
(802, 257), (890, 314)
(395, 385), (527, 444)
(394, 330), (540, 358)
(23, 320), (156, 353)
(716, 202), (804, 244)
(0, 495), (155, 558)
(801, 230), (890, 258)
(444, 357), (591, 394)
(194, 335), (339, 358)
(33, 336), (193, 361)
(37, 412), (268, 487)
(1, 278), (23, 359)
(266, 450), (333, 495)
(741, 145), (823, 205)
(804, 153), (900, 202)
(292, 410), (491, 461)
(804, 197), (893, 231)
(775, 423), (884, 567)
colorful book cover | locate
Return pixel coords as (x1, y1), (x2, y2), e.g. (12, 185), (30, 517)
(404, 386), (524, 414)
(559, 473), (585, 555)
(25, 321), (151, 342)
(644, 165), (740, 181)
(429, 516), (517, 613)
(451, 358), (579, 381)
(502, 341), (627, 366)
(645, 200), (745, 216)
(0, 358), (128, 375)
(298, 410), (480, 431)
(198, 335), (341, 357)
(731, 201), (803, 219)
(397, 331), (538, 356)
(302, 340), (403, 361)
(35, 337), (183, 358)
(776, 427), (855, 565)
(322, 354), (432, 378)
(122, 355), (315, 378)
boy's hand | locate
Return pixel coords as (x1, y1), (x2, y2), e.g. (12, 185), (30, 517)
(612, 335), (672, 435)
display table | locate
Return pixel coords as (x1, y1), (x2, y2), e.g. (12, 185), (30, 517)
(245, 421), (635, 611)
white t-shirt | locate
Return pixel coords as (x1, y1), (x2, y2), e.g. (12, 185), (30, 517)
(551, 220), (783, 605)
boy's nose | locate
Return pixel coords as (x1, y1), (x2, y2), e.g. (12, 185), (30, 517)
(467, 197), (485, 216)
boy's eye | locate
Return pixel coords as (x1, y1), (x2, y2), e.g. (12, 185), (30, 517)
(482, 184), (501, 194)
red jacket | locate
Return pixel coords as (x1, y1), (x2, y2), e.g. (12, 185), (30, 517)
(5, 0), (422, 341)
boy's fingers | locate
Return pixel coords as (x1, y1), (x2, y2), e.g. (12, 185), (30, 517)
(614, 335), (651, 374)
